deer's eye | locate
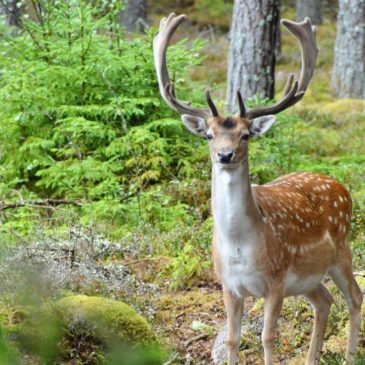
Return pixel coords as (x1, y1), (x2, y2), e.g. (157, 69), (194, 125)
(241, 133), (250, 141)
(206, 133), (213, 140)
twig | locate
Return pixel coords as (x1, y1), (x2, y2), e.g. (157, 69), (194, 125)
(354, 272), (365, 277)
(0, 199), (83, 212)
(123, 257), (166, 266)
(162, 352), (180, 365)
(184, 333), (209, 348)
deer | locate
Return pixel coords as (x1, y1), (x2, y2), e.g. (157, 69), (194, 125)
(153, 13), (363, 365)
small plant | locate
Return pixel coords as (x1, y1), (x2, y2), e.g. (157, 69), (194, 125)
(168, 243), (210, 291)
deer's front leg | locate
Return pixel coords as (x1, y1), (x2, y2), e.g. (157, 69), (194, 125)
(262, 285), (284, 365)
(223, 288), (244, 365)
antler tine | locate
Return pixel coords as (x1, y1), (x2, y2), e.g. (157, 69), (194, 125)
(246, 17), (318, 120)
(153, 13), (210, 119)
(283, 74), (295, 96)
(236, 90), (247, 118)
(205, 90), (219, 117)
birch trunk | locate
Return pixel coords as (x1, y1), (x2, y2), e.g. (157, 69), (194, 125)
(119, 0), (147, 33)
(226, 0), (280, 113)
(296, 0), (323, 24)
(2, 0), (21, 27)
(332, 0), (365, 99)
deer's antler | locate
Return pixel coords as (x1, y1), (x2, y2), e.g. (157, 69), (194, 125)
(154, 15), (318, 120)
(153, 13), (217, 119)
(245, 17), (318, 119)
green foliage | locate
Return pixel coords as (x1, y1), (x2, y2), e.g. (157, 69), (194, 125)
(0, 0), (208, 237)
(0, 326), (20, 365)
(189, 0), (233, 29)
(168, 242), (210, 291)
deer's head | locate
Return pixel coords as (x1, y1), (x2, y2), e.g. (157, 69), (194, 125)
(181, 91), (276, 168)
(153, 14), (318, 169)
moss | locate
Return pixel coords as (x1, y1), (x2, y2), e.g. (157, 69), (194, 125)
(0, 326), (21, 365)
(6, 304), (64, 364)
(3, 296), (160, 364)
(322, 99), (365, 119)
(56, 295), (156, 348)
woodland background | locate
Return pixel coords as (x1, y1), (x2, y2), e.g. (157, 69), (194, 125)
(0, 0), (364, 364)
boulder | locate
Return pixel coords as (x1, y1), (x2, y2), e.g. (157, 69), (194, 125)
(10, 295), (160, 364)
(56, 294), (156, 347)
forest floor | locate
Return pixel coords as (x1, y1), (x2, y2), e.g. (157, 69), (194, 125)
(134, 260), (365, 364)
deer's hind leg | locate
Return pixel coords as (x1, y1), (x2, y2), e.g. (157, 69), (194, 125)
(303, 284), (333, 365)
(329, 248), (363, 364)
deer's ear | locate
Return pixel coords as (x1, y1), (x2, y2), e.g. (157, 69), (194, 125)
(181, 114), (208, 137)
(249, 115), (276, 136)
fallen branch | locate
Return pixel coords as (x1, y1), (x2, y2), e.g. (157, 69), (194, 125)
(123, 256), (167, 266)
(0, 199), (83, 212)
(162, 352), (181, 365)
(184, 333), (209, 348)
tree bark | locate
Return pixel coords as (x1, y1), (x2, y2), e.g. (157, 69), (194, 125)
(332, 0), (365, 99)
(1, 0), (21, 27)
(118, 0), (147, 33)
(323, 0), (338, 21)
(226, 0), (280, 113)
(296, 0), (322, 25)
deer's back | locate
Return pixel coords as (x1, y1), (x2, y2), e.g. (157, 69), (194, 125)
(253, 172), (352, 253)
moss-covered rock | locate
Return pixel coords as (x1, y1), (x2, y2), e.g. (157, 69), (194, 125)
(56, 295), (156, 347)
(5, 295), (160, 364)
(13, 305), (64, 363)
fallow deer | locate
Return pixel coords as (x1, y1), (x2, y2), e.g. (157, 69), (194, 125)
(153, 13), (363, 365)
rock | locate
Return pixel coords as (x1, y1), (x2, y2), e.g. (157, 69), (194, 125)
(9, 295), (160, 364)
(10, 305), (65, 363)
(211, 315), (263, 364)
(56, 294), (156, 347)
(211, 322), (229, 364)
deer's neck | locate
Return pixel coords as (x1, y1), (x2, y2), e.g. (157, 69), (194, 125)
(212, 161), (262, 246)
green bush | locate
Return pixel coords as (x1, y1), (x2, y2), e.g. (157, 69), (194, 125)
(0, 0), (208, 238)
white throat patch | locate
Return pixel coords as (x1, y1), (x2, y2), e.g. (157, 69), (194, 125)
(212, 164), (265, 297)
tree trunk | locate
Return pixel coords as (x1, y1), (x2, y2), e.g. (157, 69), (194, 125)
(119, 0), (147, 33)
(332, 0), (365, 99)
(296, 0), (322, 24)
(2, 0), (22, 27)
(226, 0), (280, 113)
(323, 0), (338, 21)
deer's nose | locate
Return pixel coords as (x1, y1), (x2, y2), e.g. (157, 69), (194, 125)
(218, 150), (234, 164)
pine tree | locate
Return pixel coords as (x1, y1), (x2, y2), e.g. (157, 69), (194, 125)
(226, 0), (280, 113)
(332, 0), (365, 98)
